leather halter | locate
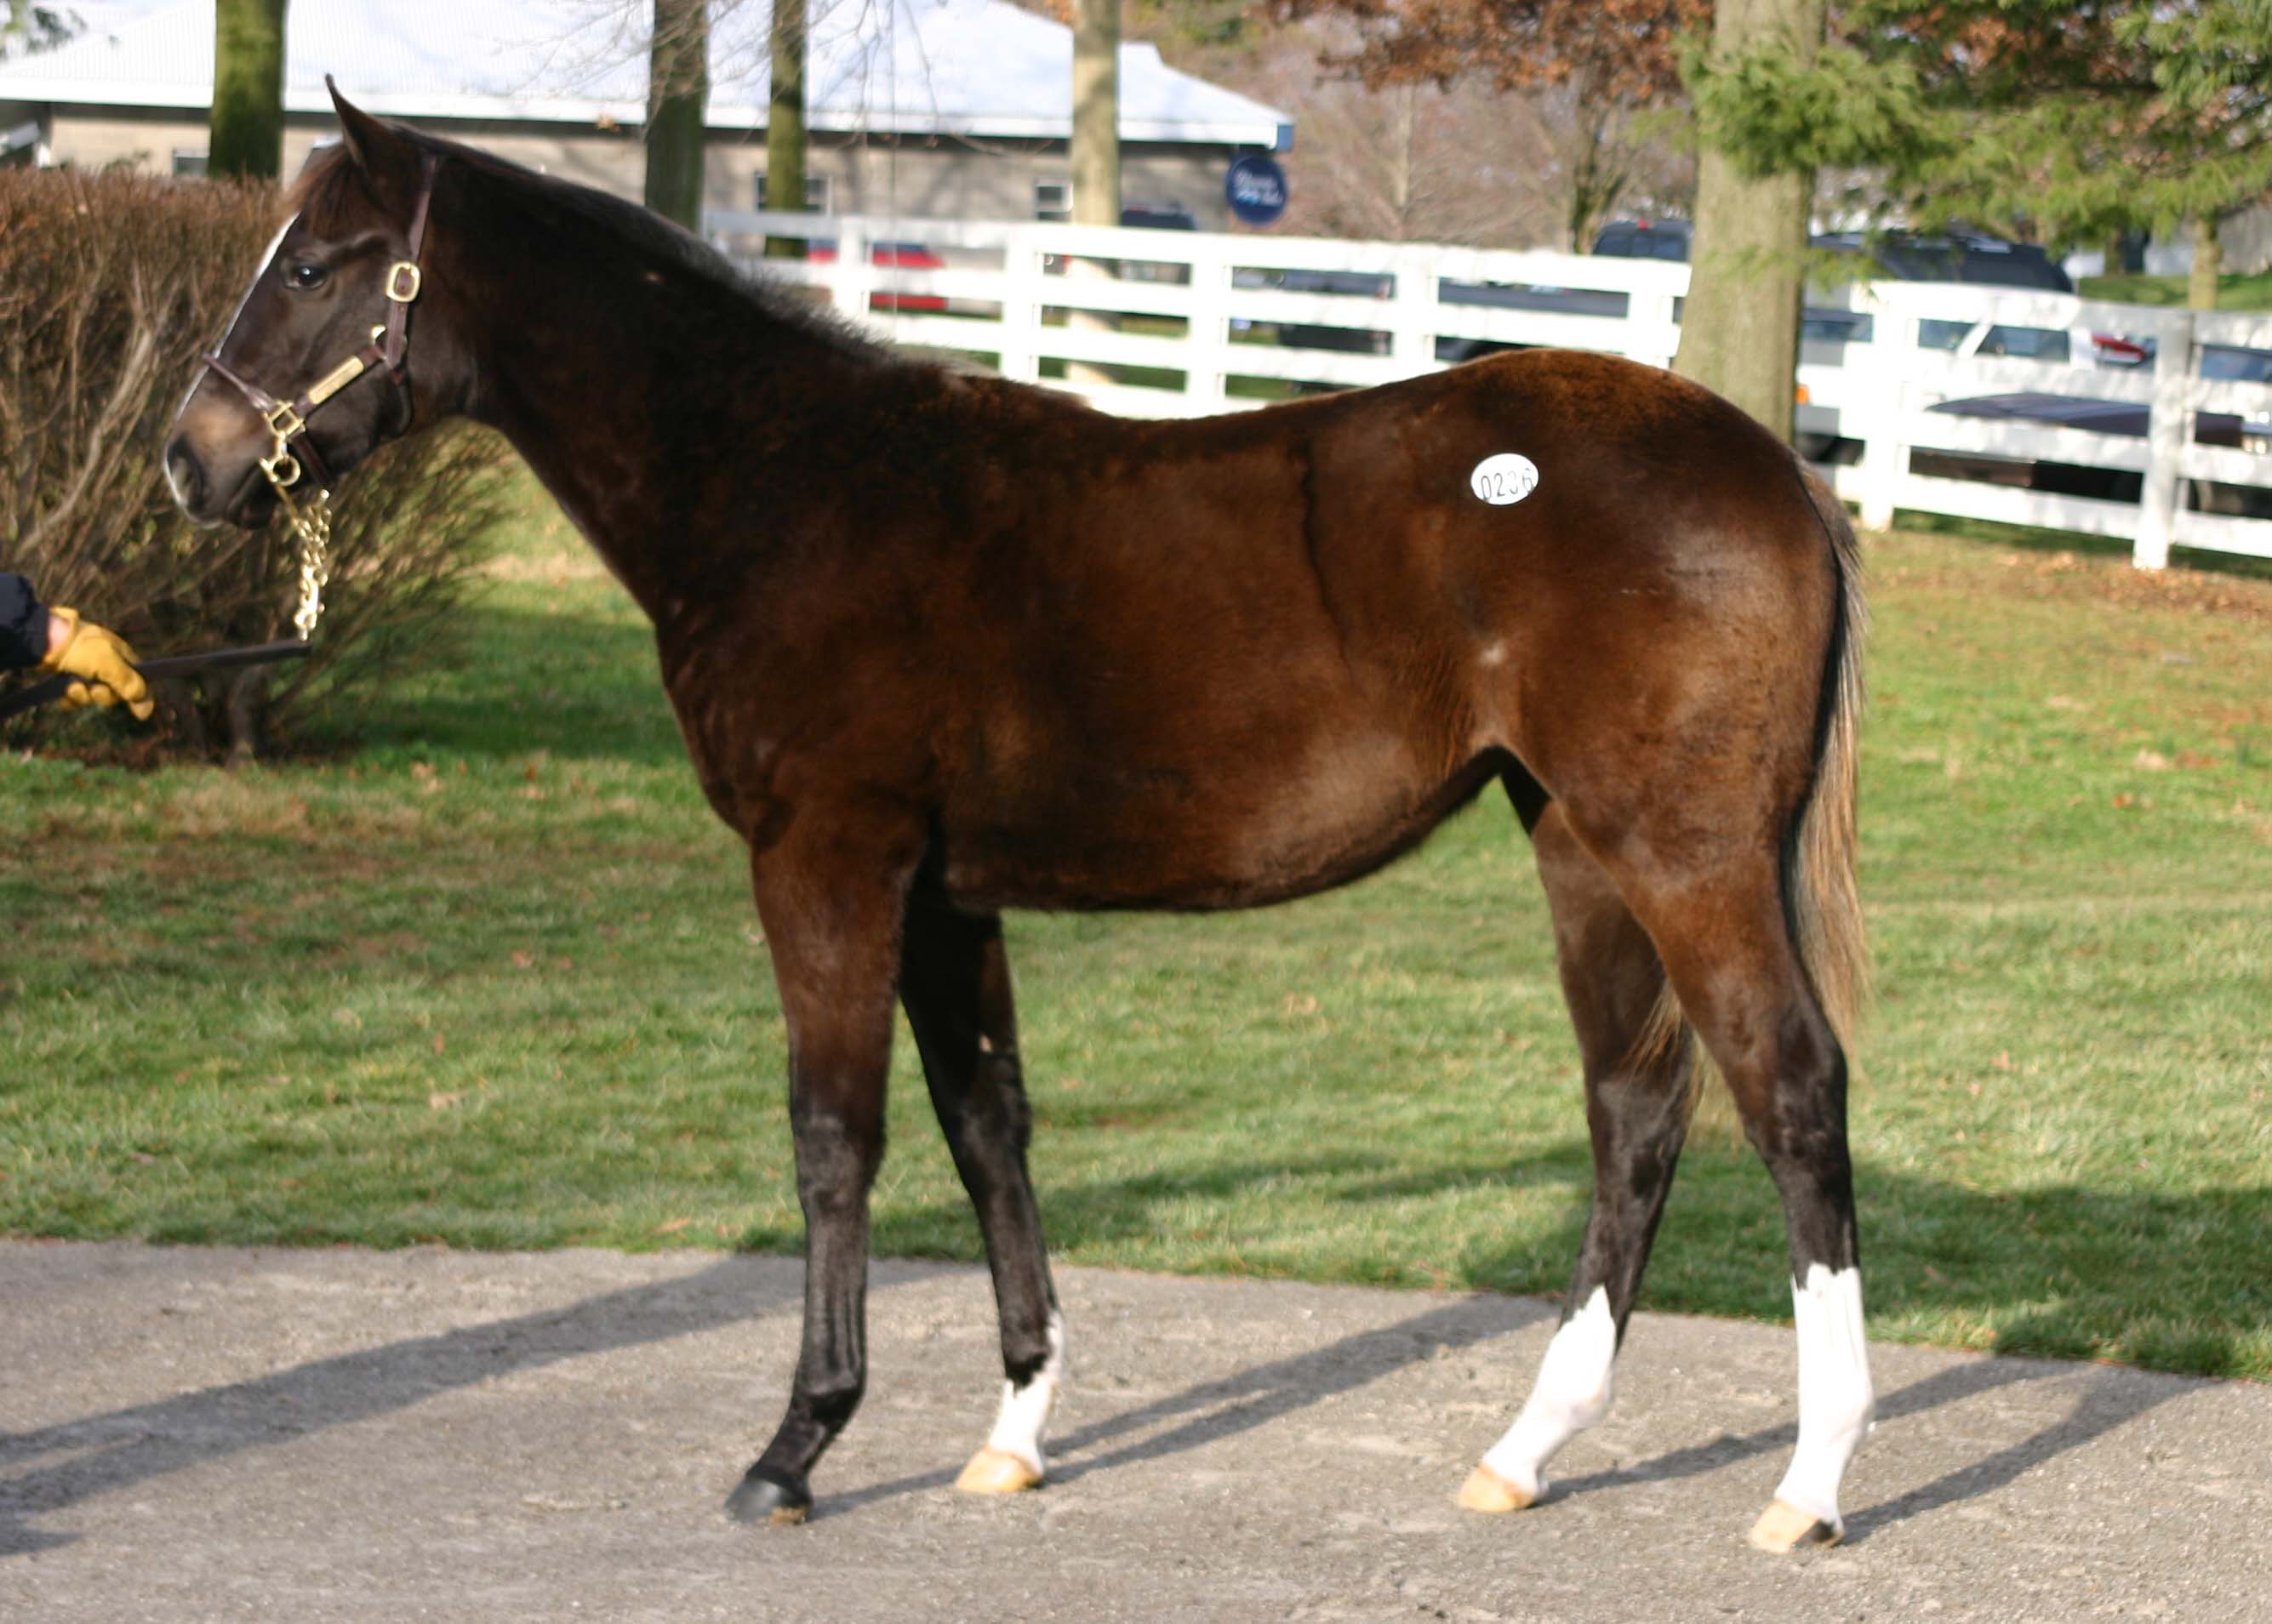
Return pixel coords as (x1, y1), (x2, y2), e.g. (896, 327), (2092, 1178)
(200, 151), (440, 493)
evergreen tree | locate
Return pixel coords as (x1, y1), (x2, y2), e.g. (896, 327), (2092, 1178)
(1687, 1), (2272, 308)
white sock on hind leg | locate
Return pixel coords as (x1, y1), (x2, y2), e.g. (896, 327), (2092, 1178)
(1479, 1285), (1618, 1500)
(1769, 1264), (1874, 1533)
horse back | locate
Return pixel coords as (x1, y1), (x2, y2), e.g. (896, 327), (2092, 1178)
(679, 350), (1839, 912)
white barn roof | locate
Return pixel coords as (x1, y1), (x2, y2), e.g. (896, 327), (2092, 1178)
(0, 0), (1293, 149)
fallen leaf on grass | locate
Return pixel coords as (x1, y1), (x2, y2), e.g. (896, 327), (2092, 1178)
(654, 1217), (693, 1235)
(428, 1091), (463, 1111)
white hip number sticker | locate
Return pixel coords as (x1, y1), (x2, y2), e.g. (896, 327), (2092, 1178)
(1470, 453), (1539, 506)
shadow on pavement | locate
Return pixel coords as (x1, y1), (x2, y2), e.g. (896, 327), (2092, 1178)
(825, 1291), (1553, 1519)
(1553, 1340), (2181, 1545)
(0, 1256), (806, 1559)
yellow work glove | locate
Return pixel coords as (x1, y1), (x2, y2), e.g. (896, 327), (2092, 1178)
(40, 607), (154, 721)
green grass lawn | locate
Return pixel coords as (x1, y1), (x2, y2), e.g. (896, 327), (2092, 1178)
(3, 478), (2267, 1379)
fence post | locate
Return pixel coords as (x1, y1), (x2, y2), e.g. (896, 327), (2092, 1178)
(829, 220), (870, 328)
(1184, 247), (1230, 413)
(1389, 246), (1439, 373)
(998, 229), (1043, 385)
(1855, 293), (1907, 531)
(2135, 309), (2194, 570)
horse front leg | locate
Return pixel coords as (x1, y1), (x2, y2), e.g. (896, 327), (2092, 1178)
(897, 893), (1063, 1495)
(725, 813), (922, 1527)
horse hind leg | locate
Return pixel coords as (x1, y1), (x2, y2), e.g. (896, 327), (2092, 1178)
(1460, 802), (1698, 1513)
(1570, 810), (1873, 1551)
(898, 894), (1065, 1496)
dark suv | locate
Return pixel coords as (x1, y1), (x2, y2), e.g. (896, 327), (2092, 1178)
(1590, 219), (1693, 261)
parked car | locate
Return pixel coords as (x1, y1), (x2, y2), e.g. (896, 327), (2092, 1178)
(1811, 229), (2074, 292)
(804, 240), (947, 313)
(1590, 219), (1692, 261)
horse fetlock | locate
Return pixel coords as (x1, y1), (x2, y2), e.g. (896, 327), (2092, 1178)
(967, 1309), (1062, 1493)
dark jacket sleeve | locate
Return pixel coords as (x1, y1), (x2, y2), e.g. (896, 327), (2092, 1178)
(0, 572), (50, 671)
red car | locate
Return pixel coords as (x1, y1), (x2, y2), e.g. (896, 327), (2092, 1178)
(804, 240), (946, 313)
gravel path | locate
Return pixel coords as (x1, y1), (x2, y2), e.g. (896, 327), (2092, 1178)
(3, 1242), (2264, 1622)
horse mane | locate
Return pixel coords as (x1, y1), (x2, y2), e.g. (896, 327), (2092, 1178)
(288, 131), (897, 368)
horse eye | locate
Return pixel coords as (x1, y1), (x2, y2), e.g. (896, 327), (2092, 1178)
(284, 261), (329, 291)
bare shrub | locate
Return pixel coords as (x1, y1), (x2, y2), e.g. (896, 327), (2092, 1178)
(0, 166), (507, 761)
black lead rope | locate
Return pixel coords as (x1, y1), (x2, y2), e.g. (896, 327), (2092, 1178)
(0, 641), (313, 723)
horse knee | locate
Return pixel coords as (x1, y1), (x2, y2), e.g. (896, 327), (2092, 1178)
(790, 1108), (885, 1209)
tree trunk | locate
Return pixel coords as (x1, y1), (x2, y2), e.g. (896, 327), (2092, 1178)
(763, 0), (808, 259)
(643, 0), (708, 231)
(1070, 0), (1120, 227)
(1672, 0), (1826, 441)
(209, 0), (286, 181)
(2189, 216), (2223, 312)
(1384, 85), (1418, 239)
(1067, 0), (1122, 388)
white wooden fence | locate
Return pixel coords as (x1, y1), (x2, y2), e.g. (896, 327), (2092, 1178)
(707, 209), (2272, 568)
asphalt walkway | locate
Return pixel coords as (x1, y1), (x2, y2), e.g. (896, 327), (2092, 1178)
(3, 1243), (2264, 1621)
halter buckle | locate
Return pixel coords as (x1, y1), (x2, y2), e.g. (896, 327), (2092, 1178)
(385, 261), (423, 304)
(263, 400), (305, 442)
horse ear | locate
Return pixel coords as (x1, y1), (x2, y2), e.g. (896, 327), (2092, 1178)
(327, 78), (419, 197)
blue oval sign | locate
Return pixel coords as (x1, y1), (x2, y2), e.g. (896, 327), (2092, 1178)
(1224, 155), (1288, 227)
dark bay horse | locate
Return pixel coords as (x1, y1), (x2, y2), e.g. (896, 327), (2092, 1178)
(166, 89), (1874, 1552)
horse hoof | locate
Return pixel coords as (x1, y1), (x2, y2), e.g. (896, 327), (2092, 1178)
(724, 1464), (812, 1526)
(1747, 1498), (1841, 1553)
(1455, 1463), (1538, 1514)
(955, 1447), (1043, 1495)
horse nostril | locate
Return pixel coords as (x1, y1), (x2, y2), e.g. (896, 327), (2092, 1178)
(163, 436), (205, 512)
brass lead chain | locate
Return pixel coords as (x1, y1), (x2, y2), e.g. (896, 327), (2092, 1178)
(259, 436), (334, 641)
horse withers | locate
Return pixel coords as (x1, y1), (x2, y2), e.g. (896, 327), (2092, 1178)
(166, 87), (1873, 1552)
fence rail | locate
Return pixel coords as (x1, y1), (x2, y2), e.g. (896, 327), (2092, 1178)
(706, 208), (2272, 568)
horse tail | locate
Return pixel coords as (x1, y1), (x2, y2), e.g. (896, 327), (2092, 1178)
(1788, 467), (1870, 1057)
(1630, 463), (1870, 1091)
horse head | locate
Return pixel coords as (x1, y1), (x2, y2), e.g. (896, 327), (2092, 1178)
(166, 83), (460, 528)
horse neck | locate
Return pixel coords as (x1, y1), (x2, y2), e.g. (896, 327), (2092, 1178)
(448, 181), (888, 625)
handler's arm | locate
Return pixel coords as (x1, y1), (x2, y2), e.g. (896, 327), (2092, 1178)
(0, 572), (50, 671)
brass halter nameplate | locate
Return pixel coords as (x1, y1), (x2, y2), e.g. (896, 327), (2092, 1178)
(304, 355), (369, 408)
